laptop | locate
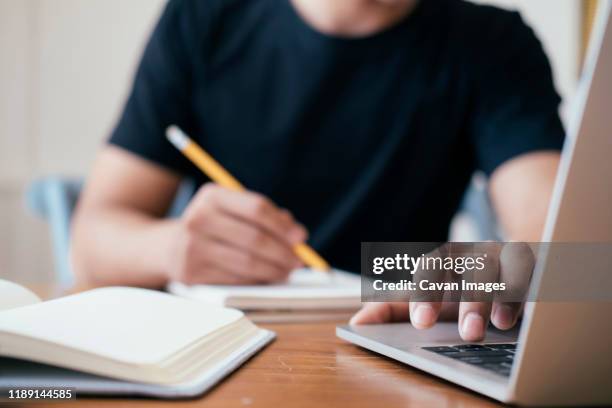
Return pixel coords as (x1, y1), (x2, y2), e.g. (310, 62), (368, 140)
(337, 1), (612, 406)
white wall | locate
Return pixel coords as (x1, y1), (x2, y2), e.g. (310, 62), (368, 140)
(0, 0), (45, 285)
(0, 0), (33, 187)
(0, 0), (582, 284)
(0, 0), (166, 284)
(35, 0), (166, 176)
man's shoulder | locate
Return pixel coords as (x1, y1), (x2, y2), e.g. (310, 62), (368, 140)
(447, 0), (522, 26)
(160, 0), (270, 49)
(439, 0), (539, 57)
(170, 0), (267, 20)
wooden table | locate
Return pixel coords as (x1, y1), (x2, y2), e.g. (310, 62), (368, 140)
(15, 288), (505, 408)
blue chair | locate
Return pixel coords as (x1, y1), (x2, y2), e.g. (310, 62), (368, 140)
(25, 177), (195, 287)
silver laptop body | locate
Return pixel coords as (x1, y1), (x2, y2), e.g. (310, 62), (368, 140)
(337, 2), (612, 405)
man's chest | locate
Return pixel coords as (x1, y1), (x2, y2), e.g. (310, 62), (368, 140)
(186, 49), (470, 192)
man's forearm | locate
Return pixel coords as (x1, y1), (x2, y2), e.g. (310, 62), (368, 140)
(71, 209), (179, 288)
(490, 152), (561, 242)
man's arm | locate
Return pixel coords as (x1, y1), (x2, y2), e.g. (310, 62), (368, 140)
(489, 151), (560, 241)
(351, 151), (561, 340)
(71, 146), (307, 288)
(71, 146), (183, 288)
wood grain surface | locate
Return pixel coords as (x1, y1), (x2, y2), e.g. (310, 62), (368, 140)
(11, 287), (505, 408)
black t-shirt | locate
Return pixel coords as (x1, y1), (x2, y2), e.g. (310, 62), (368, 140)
(110, 0), (565, 272)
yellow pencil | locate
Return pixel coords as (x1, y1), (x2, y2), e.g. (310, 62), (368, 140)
(166, 126), (330, 272)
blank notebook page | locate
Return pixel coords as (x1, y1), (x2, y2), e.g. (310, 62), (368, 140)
(0, 287), (244, 365)
(0, 280), (41, 311)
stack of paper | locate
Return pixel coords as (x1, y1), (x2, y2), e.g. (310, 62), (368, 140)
(168, 268), (362, 322)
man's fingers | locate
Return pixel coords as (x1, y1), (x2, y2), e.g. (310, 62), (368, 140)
(409, 301), (442, 329)
(179, 185), (307, 285)
(204, 185), (307, 245)
(491, 301), (522, 330)
(350, 302), (410, 325)
(458, 301), (491, 341)
(199, 213), (301, 271)
(409, 245), (446, 329)
(491, 242), (535, 330)
(200, 238), (291, 283)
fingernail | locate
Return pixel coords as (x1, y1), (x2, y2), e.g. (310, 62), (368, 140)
(493, 305), (514, 329)
(461, 312), (484, 340)
(412, 305), (435, 328)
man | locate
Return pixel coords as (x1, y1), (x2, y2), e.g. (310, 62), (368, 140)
(71, 0), (563, 341)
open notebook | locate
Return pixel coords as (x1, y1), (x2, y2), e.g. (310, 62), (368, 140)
(0, 280), (274, 398)
(168, 268), (362, 322)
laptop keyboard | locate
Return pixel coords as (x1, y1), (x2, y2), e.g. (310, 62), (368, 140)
(422, 343), (517, 376)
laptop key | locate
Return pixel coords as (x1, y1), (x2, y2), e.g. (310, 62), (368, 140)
(421, 346), (459, 353)
(421, 346), (515, 377)
(454, 356), (511, 365)
(453, 344), (491, 350)
(485, 343), (517, 350)
(446, 350), (511, 358)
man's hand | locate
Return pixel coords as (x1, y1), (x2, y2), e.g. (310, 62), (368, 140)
(350, 243), (535, 341)
(167, 183), (307, 285)
(72, 147), (308, 288)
